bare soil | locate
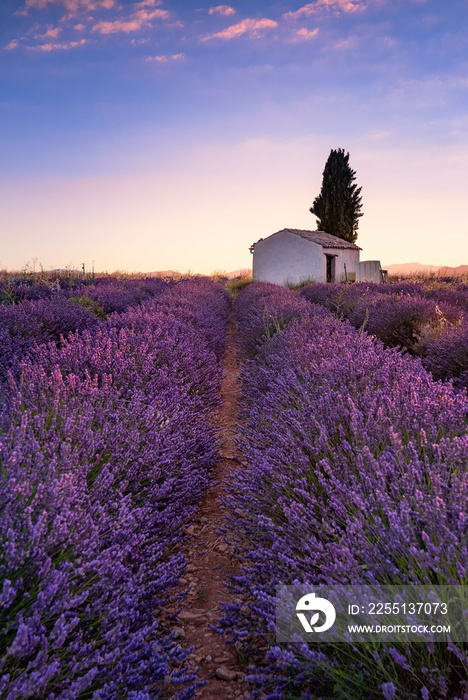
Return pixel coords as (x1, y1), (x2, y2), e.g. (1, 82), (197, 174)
(161, 316), (252, 699)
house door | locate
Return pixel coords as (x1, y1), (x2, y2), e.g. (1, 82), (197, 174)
(325, 255), (336, 283)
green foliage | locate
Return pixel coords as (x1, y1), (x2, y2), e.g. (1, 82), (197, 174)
(70, 295), (107, 319)
(226, 276), (252, 297)
(0, 288), (18, 306)
(310, 148), (363, 243)
(285, 277), (317, 290)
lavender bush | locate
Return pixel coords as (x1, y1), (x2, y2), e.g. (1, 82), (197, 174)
(69, 277), (170, 315)
(0, 278), (172, 387)
(348, 293), (439, 349)
(146, 278), (232, 360)
(0, 279), (57, 304)
(300, 282), (468, 388)
(300, 284), (453, 352)
(421, 317), (468, 390)
(0, 278), (230, 699)
(0, 297), (102, 386)
(220, 283), (467, 699)
(76, 282), (137, 314)
(233, 282), (321, 356)
(0, 275), (170, 309)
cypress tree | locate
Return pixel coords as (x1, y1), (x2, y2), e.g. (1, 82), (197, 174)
(310, 148), (363, 243)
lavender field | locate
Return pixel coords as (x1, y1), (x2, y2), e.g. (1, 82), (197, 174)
(220, 281), (467, 700)
(0, 274), (467, 699)
(0, 275), (231, 698)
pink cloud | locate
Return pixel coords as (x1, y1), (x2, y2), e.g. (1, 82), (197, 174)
(92, 8), (169, 33)
(208, 5), (236, 15)
(4, 39), (20, 50)
(29, 37), (86, 49)
(26, 0), (115, 11)
(134, 0), (163, 8)
(334, 35), (358, 48)
(36, 26), (62, 38)
(283, 0), (365, 20)
(203, 17), (278, 40)
(294, 26), (319, 39)
(146, 52), (185, 62)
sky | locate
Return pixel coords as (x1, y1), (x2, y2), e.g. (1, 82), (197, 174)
(1, 0), (467, 274)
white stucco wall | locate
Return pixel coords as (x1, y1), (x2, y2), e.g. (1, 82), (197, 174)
(322, 247), (360, 283)
(357, 261), (383, 283)
(252, 231), (361, 285)
(252, 231), (325, 285)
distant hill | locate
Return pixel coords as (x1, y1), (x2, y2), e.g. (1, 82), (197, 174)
(438, 265), (468, 277)
(225, 268), (251, 279)
(385, 262), (468, 277)
(384, 263), (440, 275)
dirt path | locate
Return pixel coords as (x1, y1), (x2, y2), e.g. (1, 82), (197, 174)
(163, 315), (251, 699)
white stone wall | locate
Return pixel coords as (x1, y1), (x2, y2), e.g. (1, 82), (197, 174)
(252, 231), (325, 285)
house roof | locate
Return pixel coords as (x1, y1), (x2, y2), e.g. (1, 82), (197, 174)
(250, 228), (362, 252)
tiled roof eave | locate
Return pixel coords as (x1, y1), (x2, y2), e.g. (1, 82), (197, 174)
(284, 228), (361, 250)
(250, 228), (362, 251)
(322, 244), (362, 250)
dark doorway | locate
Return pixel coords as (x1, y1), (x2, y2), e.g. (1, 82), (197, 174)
(325, 254), (336, 283)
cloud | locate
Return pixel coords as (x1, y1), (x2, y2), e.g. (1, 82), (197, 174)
(92, 8), (169, 34)
(134, 0), (163, 8)
(4, 39), (20, 50)
(283, 0), (365, 20)
(36, 26), (62, 38)
(25, 0), (115, 12)
(203, 17), (278, 41)
(146, 52), (185, 62)
(29, 38), (86, 49)
(334, 35), (358, 48)
(294, 26), (319, 39)
(208, 5), (236, 15)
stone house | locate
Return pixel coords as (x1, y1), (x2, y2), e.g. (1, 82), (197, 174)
(250, 228), (382, 285)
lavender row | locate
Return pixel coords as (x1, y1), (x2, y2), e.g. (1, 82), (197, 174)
(221, 283), (467, 699)
(300, 278), (468, 310)
(233, 281), (326, 356)
(300, 282), (468, 389)
(0, 275), (169, 307)
(0, 279), (231, 699)
(0, 278), (170, 387)
(299, 282), (463, 352)
(140, 278), (231, 361)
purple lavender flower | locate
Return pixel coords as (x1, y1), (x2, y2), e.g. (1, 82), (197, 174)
(221, 282), (467, 700)
(382, 681), (397, 699)
(1, 277), (230, 698)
